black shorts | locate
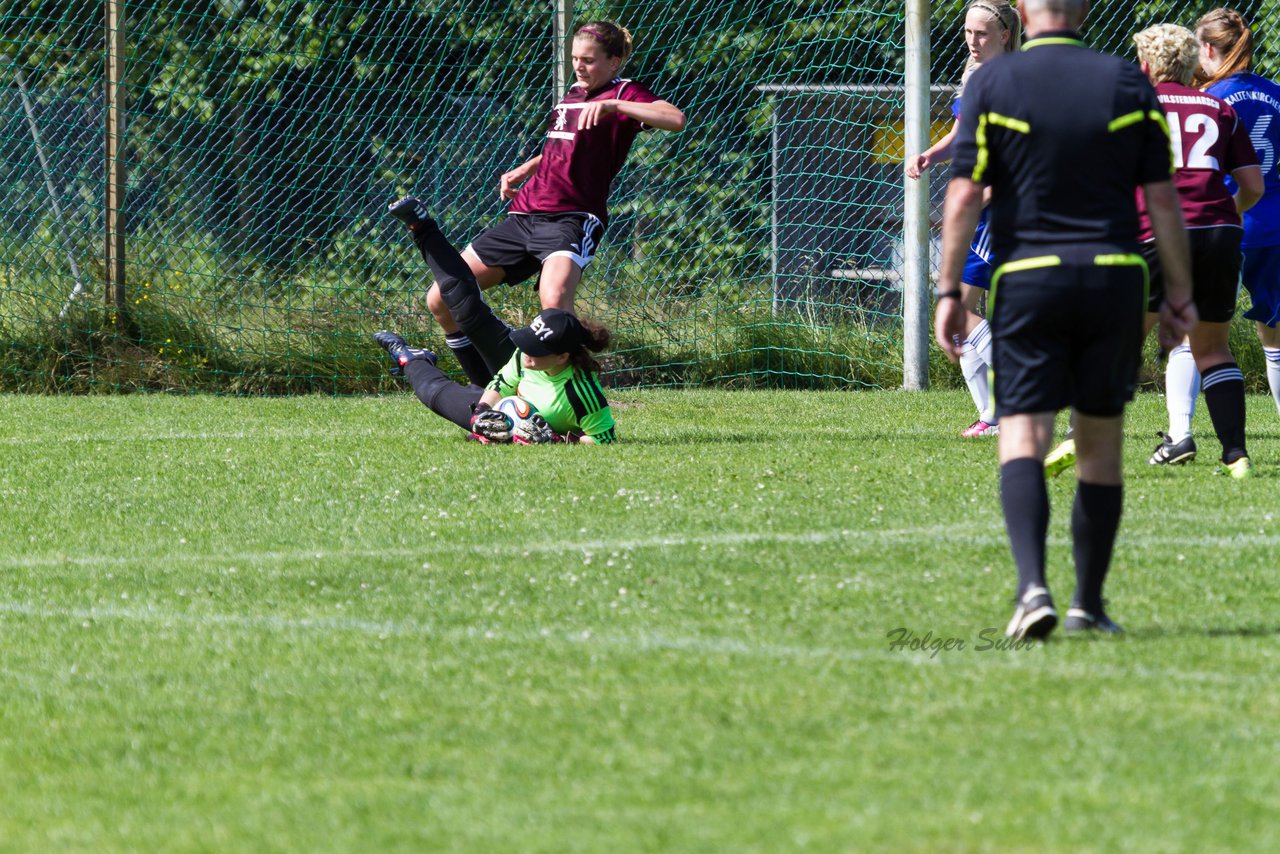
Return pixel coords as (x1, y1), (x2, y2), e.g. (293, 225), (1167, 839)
(468, 212), (606, 287)
(990, 246), (1147, 418)
(1141, 226), (1242, 323)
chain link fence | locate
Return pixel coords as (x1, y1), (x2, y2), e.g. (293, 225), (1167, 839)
(2, 0), (910, 393)
(5, 1), (1277, 393)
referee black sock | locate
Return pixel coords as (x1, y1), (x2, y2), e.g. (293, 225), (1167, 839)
(1201, 361), (1248, 463)
(445, 333), (494, 387)
(1000, 457), (1050, 597)
(1071, 481), (1123, 614)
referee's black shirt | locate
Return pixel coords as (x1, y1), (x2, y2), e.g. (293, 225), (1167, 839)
(951, 30), (1173, 258)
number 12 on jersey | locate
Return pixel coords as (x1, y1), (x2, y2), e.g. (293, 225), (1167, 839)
(1166, 110), (1221, 171)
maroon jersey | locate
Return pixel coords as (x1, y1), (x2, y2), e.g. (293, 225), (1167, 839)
(1138, 81), (1258, 240)
(509, 78), (660, 224)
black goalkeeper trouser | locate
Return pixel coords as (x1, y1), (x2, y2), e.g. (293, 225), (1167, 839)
(404, 359), (483, 431)
(413, 218), (516, 375)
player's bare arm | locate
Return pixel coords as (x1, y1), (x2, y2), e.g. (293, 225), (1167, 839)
(933, 176), (985, 361)
(1144, 179), (1199, 350)
(905, 124), (958, 179)
(577, 99), (686, 132)
(499, 156), (542, 199)
(1232, 164), (1264, 213)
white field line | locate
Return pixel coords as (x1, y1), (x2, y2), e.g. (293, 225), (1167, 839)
(0, 428), (384, 446)
(3, 526), (1279, 573)
(0, 601), (1269, 688)
(0, 598), (942, 671)
(0, 599), (421, 638)
(0, 527), (942, 570)
(0, 424), (958, 446)
(0, 599), (894, 663)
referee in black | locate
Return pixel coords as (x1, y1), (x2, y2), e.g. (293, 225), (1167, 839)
(934, 0), (1198, 639)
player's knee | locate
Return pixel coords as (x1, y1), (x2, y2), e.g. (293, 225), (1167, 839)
(425, 285), (454, 324)
(1072, 416), (1124, 483)
(1075, 454), (1122, 485)
(449, 295), (487, 330)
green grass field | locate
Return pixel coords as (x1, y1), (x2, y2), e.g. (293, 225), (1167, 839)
(2, 389), (1278, 851)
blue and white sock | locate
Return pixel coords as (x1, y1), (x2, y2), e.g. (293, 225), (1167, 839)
(1264, 347), (1280, 416)
(1165, 343), (1199, 442)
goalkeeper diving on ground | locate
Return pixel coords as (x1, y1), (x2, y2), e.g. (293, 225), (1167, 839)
(375, 201), (616, 445)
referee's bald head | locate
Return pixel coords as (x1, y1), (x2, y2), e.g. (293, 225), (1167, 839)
(1021, 0), (1088, 29)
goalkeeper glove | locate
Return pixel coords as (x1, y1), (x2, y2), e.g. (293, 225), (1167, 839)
(511, 413), (558, 445)
(469, 402), (513, 443)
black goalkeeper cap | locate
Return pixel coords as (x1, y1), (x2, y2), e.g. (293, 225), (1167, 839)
(509, 308), (585, 356)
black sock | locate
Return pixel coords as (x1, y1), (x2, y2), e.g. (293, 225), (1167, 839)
(1201, 361), (1247, 462)
(1070, 481), (1123, 613)
(416, 219), (515, 375)
(445, 332), (495, 387)
(1000, 457), (1051, 597)
(404, 359), (482, 430)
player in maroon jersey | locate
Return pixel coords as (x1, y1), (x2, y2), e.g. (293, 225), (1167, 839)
(394, 20), (686, 387)
(1133, 24), (1263, 471)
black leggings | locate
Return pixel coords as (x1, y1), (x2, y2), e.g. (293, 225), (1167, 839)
(405, 360), (481, 431)
(414, 218), (516, 374)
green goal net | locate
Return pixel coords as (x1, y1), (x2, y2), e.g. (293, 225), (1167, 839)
(11, 2), (1269, 394)
(1, 0), (907, 393)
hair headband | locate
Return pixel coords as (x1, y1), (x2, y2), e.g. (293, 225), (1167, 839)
(969, 2), (1009, 29)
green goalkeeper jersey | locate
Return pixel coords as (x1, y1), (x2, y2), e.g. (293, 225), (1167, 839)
(488, 351), (616, 443)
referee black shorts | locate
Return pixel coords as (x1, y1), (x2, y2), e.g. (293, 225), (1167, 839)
(468, 212), (606, 287)
(990, 246), (1147, 418)
(1141, 226), (1242, 323)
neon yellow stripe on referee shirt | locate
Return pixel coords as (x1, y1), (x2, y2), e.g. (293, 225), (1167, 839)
(1023, 37), (1086, 49)
(1108, 109), (1170, 134)
(1108, 110), (1145, 132)
(987, 113), (1029, 133)
(972, 113), (1029, 182)
(973, 114), (990, 182)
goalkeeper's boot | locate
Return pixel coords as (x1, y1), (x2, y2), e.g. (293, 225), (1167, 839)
(1148, 431), (1197, 466)
(373, 330), (436, 377)
(388, 196), (437, 260)
(1043, 438), (1076, 479)
(1064, 605), (1124, 635)
(1005, 585), (1057, 641)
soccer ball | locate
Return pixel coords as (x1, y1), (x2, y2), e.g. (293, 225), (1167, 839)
(495, 395), (538, 431)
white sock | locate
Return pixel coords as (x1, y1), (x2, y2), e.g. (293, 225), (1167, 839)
(960, 346), (988, 419)
(1165, 344), (1199, 442)
(1264, 347), (1280, 416)
(971, 318), (994, 367)
(963, 320), (996, 422)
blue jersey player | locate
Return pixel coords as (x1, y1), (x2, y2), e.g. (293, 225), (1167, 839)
(906, 0), (1020, 437)
(1199, 8), (1280, 423)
